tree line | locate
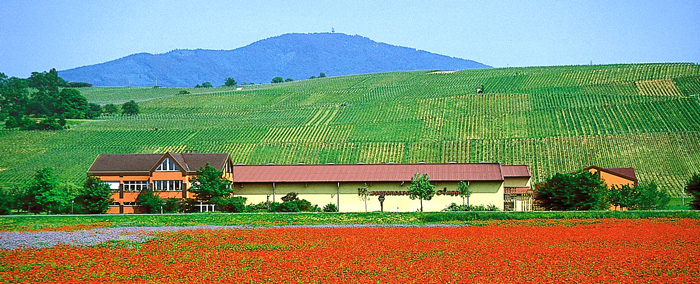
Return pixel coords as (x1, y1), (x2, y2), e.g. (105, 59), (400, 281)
(193, 73), (327, 88)
(532, 169), (699, 211)
(0, 168), (113, 215)
(1, 69), (139, 130)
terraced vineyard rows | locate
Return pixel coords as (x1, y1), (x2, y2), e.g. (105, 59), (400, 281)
(2, 63), (699, 195)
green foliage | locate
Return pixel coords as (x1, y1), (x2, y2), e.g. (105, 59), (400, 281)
(57, 88), (90, 119)
(535, 170), (607, 211)
(25, 167), (60, 213)
(0, 74), (29, 117)
(271, 77), (284, 83)
(457, 181), (471, 206)
(65, 82), (92, 88)
(408, 173), (435, 212)
(635, 182), (670, 210)
(319, 72), (326, 78)
(4, 211), (700, 232)
(272, 199), (317, 212)
(188, 163), (233, 202)
(443, 202), (498, 212)
(284, 78), (294, 82)
(687, 174), (700, 210)
(102, 104), (118, 115)
(608, 182), (670, 210)
(163, 198), (184, 213)
(1, 63), (700, 191)
(121, 100), (139, 116)
(323, 203), (338, 212)
(26, 69), (63, 117)
(4, 116), (19, 128)
(75, 175), (113, 214)
(136, 190), (164, 214)
(0, 186), (19, 215)
(225, 77), (237, 87)
(211, 196), (247, 213)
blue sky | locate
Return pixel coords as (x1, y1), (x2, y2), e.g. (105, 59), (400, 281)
(1, 0), (699, 78)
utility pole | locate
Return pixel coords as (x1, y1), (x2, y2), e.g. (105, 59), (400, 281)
(682, 181), (686, 205)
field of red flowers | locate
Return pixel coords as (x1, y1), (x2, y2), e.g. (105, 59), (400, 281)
(1, 218), (698, 283)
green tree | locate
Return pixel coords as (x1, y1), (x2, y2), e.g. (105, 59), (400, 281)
(284, 78), (294, 82)
(319, 72), (326, 78)
(534, 170), (607, 211)
(25, 167), (73, 214)
(457, 181), (472, 207)
(136, 190), (164, 213)
(202, 82), (213, 88)
(408, 173), (435, 212)
(225, 77), (237, 87)
(635, 182), (670, 210)
(75, 175), (114, 214)
(27, 69), (63, 117)
(323, 203), (338, 212)
(608, 184), (639, 210)
(0, 186), (20, 215)
(5, 115), (19, 129)
(57, 88), (89, 119)
(189, 163), (233, 202)
(686, 174), (700, 210)
(103, 104), (118, 115)
(358, 183), (371, 212)
(0, 73), (29, 118)
(87, 103), (102, 118)
(121, 100), (139, 116)
(271, 77), (284, 83)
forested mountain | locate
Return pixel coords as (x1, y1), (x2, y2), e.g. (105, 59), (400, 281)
(58, 33), (490, 87)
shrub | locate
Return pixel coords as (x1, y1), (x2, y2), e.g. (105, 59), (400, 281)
(534, 170), (607, 211)
(136, 190), (164, 213)
(245, 201), (273, 212)
(323, 203), (338, 212)
(688, 174), (700, 210)
(443, 203), (499, 212)
(211, 196), (247, 213)
(163, 198), (184, 213)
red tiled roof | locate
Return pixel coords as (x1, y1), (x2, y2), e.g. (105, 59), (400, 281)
(232, 163), (508, 183)
(87, 152), (230, 174)
(501, 165), (531, 178)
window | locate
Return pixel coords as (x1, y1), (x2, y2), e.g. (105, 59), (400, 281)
(123, 181), (149, 192)
(153, 180), (183, 191)
(110, 202), (121, 206)
(123, 202), (141, 206)
(156, 158), (181, 171)
(105, 181), (120, 192)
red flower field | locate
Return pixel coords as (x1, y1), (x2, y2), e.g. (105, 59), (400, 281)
(1, 218), (698, 283)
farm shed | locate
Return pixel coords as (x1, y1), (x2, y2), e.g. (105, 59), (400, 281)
(583, 166), (638, 188)
(87, 152), (531, 213)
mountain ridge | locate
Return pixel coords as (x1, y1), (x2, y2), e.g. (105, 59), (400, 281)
(58, 33), (490, 87)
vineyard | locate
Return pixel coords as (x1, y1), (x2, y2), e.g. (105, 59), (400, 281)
(1, 63), (699, 195)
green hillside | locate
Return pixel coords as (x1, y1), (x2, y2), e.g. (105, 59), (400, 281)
(2, 63), (699, 195)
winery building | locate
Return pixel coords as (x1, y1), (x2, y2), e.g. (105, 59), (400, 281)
(87, 152), (531, 213)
